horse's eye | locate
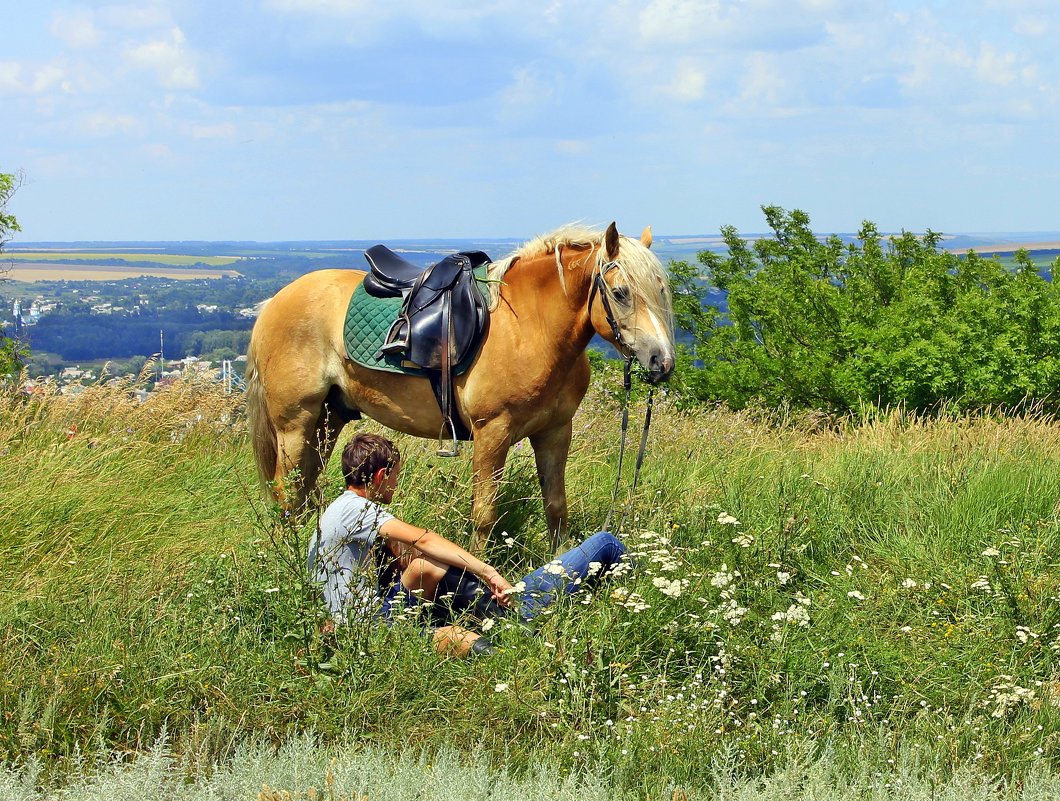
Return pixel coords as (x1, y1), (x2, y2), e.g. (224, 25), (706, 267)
(612, 285), (631, 305)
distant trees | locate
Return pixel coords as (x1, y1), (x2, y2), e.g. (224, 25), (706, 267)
(670, 206), (1060, 415)
(25, 308), (255, 361)
(1, 171), (24, 377)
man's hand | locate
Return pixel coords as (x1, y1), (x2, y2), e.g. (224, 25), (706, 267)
(482, 567), (514, 608)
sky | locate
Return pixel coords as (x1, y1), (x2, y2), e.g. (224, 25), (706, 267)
(3, 0), (1059, 241)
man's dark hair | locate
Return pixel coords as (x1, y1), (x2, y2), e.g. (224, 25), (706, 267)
(341, 433), (400, 487)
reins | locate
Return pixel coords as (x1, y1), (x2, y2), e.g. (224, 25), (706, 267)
(601, 361), (656, 535)
(589, 253), (658, 535)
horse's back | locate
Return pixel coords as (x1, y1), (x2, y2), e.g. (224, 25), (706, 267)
(251, 269), (362, 356)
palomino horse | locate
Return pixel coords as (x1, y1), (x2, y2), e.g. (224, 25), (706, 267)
(246, 222), (675, 551)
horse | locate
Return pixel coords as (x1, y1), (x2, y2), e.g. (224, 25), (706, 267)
(245, 221), (675, 551)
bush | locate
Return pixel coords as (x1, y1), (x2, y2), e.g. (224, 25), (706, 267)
(672, 206), (1060, 415)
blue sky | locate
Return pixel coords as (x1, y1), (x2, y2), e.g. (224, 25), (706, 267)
(3, 1), (1059, 241)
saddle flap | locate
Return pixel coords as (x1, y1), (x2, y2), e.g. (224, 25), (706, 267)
(399, 261), (487, 369)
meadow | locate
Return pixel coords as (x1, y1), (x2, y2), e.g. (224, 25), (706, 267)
(1, 373), (1059, 799)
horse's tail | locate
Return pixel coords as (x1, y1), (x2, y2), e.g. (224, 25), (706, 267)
(244, 347), (277, 496)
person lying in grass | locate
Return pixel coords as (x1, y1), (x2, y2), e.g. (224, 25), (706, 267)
(309, 432), (627, 656)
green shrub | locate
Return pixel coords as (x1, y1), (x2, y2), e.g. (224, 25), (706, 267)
(672, 206), (1060, 414)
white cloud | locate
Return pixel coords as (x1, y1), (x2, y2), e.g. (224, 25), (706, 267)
(81, 112), (141, 136)
(99, 4), (176, 31)
(555, 139), (588, 155)
(188, 122), (238, 140)
(31, 65), (69, 94)
(0, 62), (25, 95)
(0, 61), (73, 96)
(975, 43), (1020, 86)
(1013, 15), (1049, 37)
(496, 67), (557, 123)
(663, 61), (707, 102)
(738, 53), (787, 109)
(141, 142), (175, 161)
(265, 0), (373, 15)
(124, 27), (199, 89)
(50, 9), (103, 48)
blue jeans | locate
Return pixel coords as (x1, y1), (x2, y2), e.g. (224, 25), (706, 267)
(515, 530), (626, 621)
(380, 531), (626, 625)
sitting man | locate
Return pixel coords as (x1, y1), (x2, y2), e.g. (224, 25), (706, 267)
(309, 432), (627, 656)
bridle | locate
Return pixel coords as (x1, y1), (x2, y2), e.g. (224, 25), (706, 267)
(587, 260), (630, 350)
(588, 257), (656, 535)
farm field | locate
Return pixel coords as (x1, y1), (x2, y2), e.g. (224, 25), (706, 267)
(4, 262), (241, 281)
(1, 376), (1059, 798)
(7, 252), (241, 266)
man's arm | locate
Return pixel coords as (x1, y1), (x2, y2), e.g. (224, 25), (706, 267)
(378, 518), (513, 605)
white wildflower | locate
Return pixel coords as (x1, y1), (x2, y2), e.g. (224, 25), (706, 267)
(901, 578), (917, 589)
(494, 683), (509, 693)
(970, 576), (993, 593)
(1015, 626), (1039, 644)
(612, 587), (651, 612)
(731, 533), (754, 548)
(711, 565), (734, 588)
(771, 603), (810, 627)
(981, 547), (1001, 558)
(543, 561), (565, 575)
(721, 599), (748, 626)
(847, 590), (866, 601)
(989, 676), (1036, 718)
(652, 577), (685, 598)
(777, 571), (791, 585)
(717, 512), (741, 526)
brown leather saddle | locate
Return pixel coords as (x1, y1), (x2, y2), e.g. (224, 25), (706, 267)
(363, 245), (491, 455)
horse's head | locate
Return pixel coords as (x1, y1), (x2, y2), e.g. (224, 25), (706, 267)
(588, 222), (676, 383)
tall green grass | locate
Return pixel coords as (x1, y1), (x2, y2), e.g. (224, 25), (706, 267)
(1, 377), (1059, 793)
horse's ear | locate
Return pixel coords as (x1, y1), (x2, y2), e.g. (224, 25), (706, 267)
(605, 221), (620, 261)
(640, 225), (653, 249)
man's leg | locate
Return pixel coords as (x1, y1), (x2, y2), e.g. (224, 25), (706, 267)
(516, 531), (626, 621)
(400, 556), (448, 598)
(380, 572), (495, 656)
(432, 625), (493, 657)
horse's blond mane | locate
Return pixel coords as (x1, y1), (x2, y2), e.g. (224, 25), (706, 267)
(484, 224), (674, 337)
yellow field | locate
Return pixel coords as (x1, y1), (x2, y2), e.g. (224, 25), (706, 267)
(8, 252), (241, 266)
(3, 263), (240, 281)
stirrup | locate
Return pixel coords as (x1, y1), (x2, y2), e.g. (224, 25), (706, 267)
(437, 417), (460, 457)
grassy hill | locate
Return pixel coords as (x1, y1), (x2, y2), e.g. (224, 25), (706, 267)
(1, 376), (1059, 798)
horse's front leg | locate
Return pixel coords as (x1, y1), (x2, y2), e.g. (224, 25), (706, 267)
(470, 421), (512, 553)
(529, 421), (573, 553)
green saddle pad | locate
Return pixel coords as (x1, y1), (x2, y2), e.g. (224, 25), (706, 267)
(343, 267), (489, 376)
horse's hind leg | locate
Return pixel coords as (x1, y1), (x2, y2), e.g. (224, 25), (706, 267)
(530, 421), (573, 553)
(274, 394), (351, 515)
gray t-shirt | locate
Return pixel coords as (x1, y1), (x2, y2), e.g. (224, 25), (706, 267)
(309, 491), (395, 623)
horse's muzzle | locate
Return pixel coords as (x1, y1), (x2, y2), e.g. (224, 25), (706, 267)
(643, 349), (675, 384)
